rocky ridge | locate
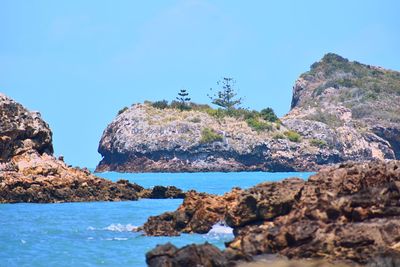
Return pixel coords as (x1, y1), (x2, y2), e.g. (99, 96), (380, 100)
(96, 54), (399, 173)
(145, 160), (400, 266)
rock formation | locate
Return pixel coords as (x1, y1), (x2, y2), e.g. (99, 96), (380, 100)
(0, 93), (53, 162)
(141, 189), (241, 236)
(0, 93), (186, 203)
(96, 54), (400, 172)
(146, 160), (400, 266)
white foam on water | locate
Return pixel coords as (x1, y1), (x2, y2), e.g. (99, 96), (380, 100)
(113, 237), (128, 241)
(21, 239), (26, 244)
(103, 223), (137, 232)
(206, 221), (233, 235)
(87, 224), (138, 232)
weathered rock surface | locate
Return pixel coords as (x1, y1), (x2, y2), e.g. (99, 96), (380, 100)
(146, 243), (228, 267)
(138, 185), (186, 199)
(146, 161), (400, 266)
(141, 178), (304, 236)
(97, 54), (400, 173)
(0, 151), (187, 203)
(0, 93), (53, 162)
(0, 151), (140, 203)
(141, 189), (241, 236)
(0, 93), (187, 203)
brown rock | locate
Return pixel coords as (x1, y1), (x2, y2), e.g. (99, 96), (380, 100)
(146, 161), (400, 266)
(142, 189), (241, 236)
(146, 243), (227, 267)
(0, 93), (53, 162)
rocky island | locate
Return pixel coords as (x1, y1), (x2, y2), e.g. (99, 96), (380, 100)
(0, 93), (185, 203)
(96, 53), (400, 173)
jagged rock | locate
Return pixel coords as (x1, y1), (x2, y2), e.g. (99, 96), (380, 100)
(138, 185), (186, 199)
(0, 151), (188, 203)
(0, 151), (140, 203)
(225, 178), (304, 228)
(146, 243), (228, 267)
(0, 93), (187, 203)
(142, 189), (241, 236)
(0, 93), (53, 162)
(225, 161), (400, 264)
(97, 54), (399, 173)
(141, 178), (304, 236)
(146, 161), (400, 266)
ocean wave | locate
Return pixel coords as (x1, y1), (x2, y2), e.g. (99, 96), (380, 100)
(87, 223), (137, 232)
(206, 221), (233, 236)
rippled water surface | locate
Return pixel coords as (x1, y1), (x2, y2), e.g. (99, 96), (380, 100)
(0, 171), (313, 267)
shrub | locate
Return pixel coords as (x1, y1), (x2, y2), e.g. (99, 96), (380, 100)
(205, 108), (230, 121)
(309, 138), (327, 148)
(260, 108), (279, 122)
(200, 128), (223, 143)
(151, 100), (169, 109)
(275, 120), (281, 130)
(284, 130), (301, 142)
(189, 117), (201, 123)
(117, 106), (128, 115)
(305, 110), (343, 127)
(246, 118), (272, 132)
(273, 133), (286, 140)
(189, 102), (212, 111)
(170, 100), (191, 111)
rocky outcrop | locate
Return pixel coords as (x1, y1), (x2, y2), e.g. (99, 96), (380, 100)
(0, 93), (187, 203)
(0, 151), (140, 203)
(0, 93), (53, 162)
(146, 161), (400, 266)
(138, 185), (186, 199)
(96, 54), (399, 172)
(141, 189), (241, 236)
(0, 151), (188, 203)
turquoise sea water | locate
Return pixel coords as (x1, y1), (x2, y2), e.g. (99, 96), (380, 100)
(0, 171), (312, 267)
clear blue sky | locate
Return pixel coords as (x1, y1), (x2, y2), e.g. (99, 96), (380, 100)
(1, 0), (399, 168)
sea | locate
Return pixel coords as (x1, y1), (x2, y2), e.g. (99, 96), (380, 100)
(0, 171), (313, 267)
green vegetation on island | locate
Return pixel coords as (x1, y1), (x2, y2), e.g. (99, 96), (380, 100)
(200, 128), (223, 143)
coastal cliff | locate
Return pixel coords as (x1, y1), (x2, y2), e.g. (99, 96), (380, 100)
(96, 54), (399, 172)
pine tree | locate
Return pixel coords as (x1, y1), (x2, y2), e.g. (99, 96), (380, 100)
(176, 89), (191, 111)
(208, 77), (242, 111)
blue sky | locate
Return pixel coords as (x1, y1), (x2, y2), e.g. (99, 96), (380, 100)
(1, 0), (399, 168)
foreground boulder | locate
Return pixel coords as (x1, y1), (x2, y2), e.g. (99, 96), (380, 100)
(146, 243), (228, 267)
(146, 161), (400, 266)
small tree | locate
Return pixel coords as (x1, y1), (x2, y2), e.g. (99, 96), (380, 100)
(260, 107), (279, 122)
(176, 89), (191, 111)
(208, 77), (242, 111)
